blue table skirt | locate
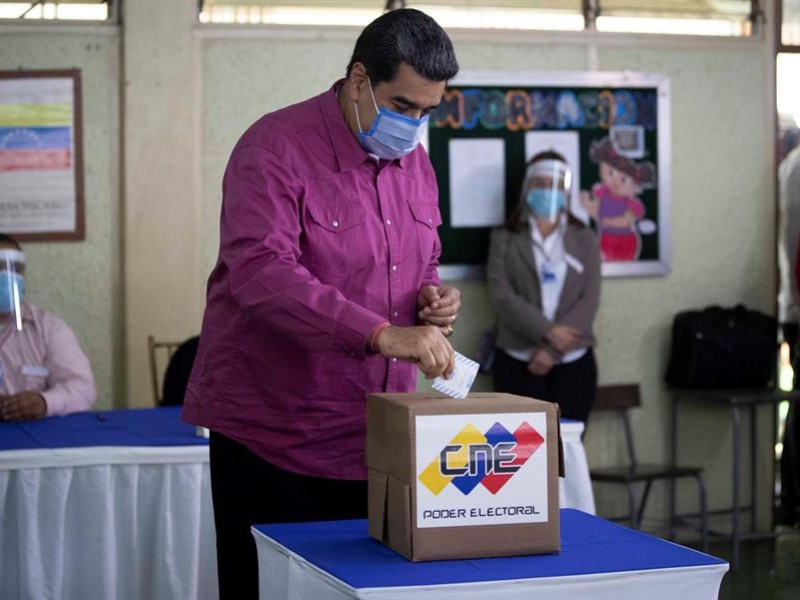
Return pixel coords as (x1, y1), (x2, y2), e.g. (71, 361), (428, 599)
(0, 407), (205, 451)
(254, 509), (726, 589)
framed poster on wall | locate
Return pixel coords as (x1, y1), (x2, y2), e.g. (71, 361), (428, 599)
(426, 71), (671, 279)
(0, 69), (84, 241)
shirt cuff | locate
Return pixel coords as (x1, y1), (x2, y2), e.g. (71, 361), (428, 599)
(334, 303), (387, 359)
(41, 387), (94, 417)
(41, 389), (66, 417)
(421, 270), (442, 289)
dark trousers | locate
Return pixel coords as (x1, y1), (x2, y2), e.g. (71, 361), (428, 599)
(209, 432), (368, 600)
(492, 348), (597, 423)
(780, 323), (800, 523)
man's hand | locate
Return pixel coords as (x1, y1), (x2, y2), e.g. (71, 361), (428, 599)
(375, 325), (455, 379)
(528, 348), (555, 376)
(545, 325), (581, 354)
(0, 391), (47, 421)
(417, 285), (461, 335)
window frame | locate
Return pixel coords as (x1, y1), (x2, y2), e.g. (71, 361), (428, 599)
(778, 0), (800, 51)
(0, 0), (118, 24)
(196, 0), (764, 39)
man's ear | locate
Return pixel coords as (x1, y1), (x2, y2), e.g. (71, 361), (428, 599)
(346, 62), (369, 101)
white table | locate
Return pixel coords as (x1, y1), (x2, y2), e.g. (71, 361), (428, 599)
(0, 410), (593, 600)
(0, 407), (218, 600)
(559, 419), (595, 514)
(252, 510), (728, 600)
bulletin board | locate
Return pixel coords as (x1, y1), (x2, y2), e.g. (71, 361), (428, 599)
(0, 69), (85, 241)
(426, 71), (671, 279)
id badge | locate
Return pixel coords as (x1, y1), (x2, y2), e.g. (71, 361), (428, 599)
(22, 365), (50, 378)
(542, 262), (557, 283)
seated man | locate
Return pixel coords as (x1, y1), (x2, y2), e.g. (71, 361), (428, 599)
(0, 234), (96, 421)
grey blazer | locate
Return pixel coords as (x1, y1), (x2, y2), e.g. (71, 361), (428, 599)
(487, 224), (601, 355)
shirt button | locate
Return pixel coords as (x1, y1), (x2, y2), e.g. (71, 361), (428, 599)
(428, 218), (432, 224)
(392, 357), (398, 363)
(392, 311), (398, 318)
(392, 265), (397, 272)
(386, 219), (392, 225)
(332, 220), (339, 228)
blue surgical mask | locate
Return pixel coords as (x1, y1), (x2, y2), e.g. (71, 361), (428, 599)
(354, 80), (428, 160)
(0, 273), (24, 313)
(526, 189), (565, 220)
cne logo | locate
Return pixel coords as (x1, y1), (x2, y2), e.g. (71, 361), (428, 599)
(418, 421), (544, 496)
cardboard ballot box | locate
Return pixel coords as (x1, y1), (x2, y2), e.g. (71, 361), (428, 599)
(366, 392), (563, 562)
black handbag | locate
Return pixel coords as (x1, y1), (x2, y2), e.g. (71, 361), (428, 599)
(665, 305), (777, 389)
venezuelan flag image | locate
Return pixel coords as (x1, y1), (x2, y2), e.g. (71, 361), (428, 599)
(0, 76), (77, 233)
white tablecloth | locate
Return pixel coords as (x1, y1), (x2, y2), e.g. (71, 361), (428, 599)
(0, 445), (218, 600)
(252, 512), (727, 600)
(559, 420), (595, 514)
(0, 415), (593, 600)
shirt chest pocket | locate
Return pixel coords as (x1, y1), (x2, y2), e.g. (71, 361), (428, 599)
(409, 202), (442, 265)
(305, 202), (373, 276)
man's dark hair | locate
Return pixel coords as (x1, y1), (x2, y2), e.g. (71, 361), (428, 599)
(0, 233), (21, 249)
(346, 8), (459, 84)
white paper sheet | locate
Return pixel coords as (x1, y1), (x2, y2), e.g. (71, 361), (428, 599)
(448, 138), (506, 228)
(432, 352), (479, 400)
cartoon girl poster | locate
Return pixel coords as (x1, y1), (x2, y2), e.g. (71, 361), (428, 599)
(580, 136), (657, 262)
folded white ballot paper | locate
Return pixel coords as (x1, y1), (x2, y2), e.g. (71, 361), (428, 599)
(432, 351), (480, 399)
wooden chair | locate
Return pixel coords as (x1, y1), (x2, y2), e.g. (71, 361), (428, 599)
(147, 335), (184, 406)
(590, 384), (708, 550)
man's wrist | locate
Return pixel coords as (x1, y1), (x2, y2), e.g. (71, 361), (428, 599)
(33, 393), (48, 419)
(367, 321), (392, 352)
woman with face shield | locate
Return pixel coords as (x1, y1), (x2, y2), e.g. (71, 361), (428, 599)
(487, 151), (602, 423)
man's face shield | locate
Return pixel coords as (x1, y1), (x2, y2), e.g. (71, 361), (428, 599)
(0, 249), (26, 331)
(522, 159), (572, 224)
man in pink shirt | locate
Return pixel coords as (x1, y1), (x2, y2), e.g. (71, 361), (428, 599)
(182, 9), (461, 598)
(0, 234), (96, 421)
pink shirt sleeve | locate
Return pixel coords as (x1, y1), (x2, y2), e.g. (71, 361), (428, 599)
(421, 242), (442, 289)
(39, 313), (97, 417)
(419, 160), (442, 290)
(221, 144), (385, 357)
(421, 214), (442, 289)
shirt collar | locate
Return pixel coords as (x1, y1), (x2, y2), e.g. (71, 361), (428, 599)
(21, 303), (35, 323)
(320, 80), (410, 172)
(529, 214), (566, 246)
(0, 304), (35, 327)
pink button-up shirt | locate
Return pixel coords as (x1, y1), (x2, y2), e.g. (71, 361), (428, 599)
(0, 304), (96, 416)
(182, 82), (442, 480)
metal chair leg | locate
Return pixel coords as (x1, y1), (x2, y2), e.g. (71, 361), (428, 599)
(627, 483), (639, 529)
(637, 479), (653, 526)
(694, 473), (708, 553)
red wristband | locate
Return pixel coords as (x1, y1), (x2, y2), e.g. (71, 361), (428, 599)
(368, 321), (392, 352)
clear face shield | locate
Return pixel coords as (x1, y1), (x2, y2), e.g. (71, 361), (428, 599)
(0, 249), (26, 332)
(522, 159), (572, 224)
